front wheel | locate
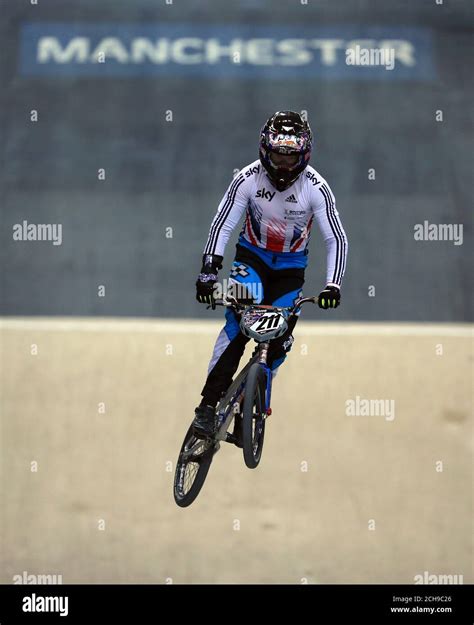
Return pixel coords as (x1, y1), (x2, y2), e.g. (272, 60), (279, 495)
(242, 363), (267, 468)
(173, 425), (214, 507)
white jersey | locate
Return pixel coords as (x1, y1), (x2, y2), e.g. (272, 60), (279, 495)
(203, 160), (348, 286)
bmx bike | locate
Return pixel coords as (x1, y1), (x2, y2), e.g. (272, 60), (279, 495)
(173, 294), (317, 507)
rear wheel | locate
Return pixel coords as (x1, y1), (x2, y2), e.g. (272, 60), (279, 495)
(173, 425), (214, 507)
(242, 363), (267, 468)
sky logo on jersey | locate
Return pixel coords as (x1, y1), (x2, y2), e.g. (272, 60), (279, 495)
(19, 23), (435, 79)
(255, 187), (276, 202)
(305, 171), (320, 186)
(245, 165), (260, 177)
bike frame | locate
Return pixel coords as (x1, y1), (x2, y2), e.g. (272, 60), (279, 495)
(214, 350), (272, 446)
(212, 295), (316, 447)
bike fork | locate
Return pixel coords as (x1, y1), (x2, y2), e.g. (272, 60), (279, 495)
(257, 342), (273, 417)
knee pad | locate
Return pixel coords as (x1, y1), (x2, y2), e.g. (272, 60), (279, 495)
(282, 334), (294, 354)
(269, 334), (294, 371)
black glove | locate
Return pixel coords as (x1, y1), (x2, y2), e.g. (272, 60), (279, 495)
(318, 285), (341, 309)
(196, 254), (223, 309)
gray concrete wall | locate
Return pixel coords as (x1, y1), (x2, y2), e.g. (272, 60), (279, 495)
(0, 0), (472, 320)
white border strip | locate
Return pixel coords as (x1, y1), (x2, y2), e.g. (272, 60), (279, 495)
(0, 318), (472, 337)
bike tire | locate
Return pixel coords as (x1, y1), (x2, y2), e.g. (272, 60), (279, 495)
(173, 425), (214, 507)
(242, 363), (266, 469)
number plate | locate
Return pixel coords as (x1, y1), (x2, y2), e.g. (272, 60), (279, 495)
(240, 308), (287, 342)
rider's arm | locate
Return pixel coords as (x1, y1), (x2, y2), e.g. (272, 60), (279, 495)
(203, 171), (250, 257)
(311, 181), (348, 288)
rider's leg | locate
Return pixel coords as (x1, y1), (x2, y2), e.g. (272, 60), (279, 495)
(265, 281), (305, 376)
(194, 309), (250, 438)
(200, 310), (250, 407)
(267, 313), (298, 378)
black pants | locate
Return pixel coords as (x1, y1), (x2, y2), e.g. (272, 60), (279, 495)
(200, 244), (305, 407)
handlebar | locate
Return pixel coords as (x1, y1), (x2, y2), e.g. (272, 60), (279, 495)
(209, 294), (318, 316)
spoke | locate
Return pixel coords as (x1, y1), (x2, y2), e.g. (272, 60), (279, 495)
(176, 435), (212, 498)
(182, 460), (199, 495)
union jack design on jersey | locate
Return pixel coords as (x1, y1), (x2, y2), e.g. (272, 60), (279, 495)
(204, 160), (347, 286)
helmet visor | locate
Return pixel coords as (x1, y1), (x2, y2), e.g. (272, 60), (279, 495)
(269, 151), (300, 170)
